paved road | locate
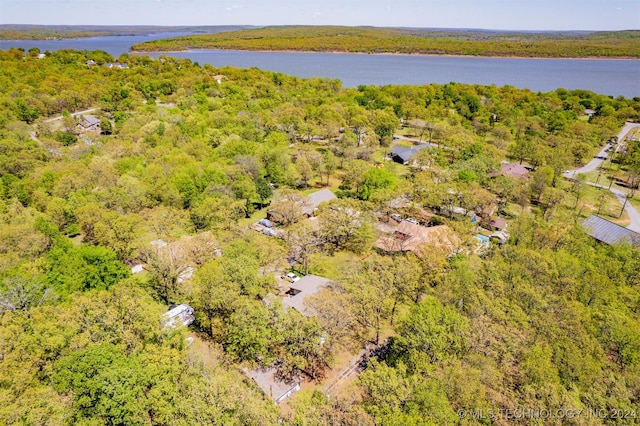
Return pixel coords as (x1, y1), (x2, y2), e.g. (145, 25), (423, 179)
(565, 122), (640, 177)
(564, 122), (640, 233)
(42, 107), (99, 123)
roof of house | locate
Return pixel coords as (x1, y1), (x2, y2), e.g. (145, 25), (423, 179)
(282, 274), (332, 316)
(489, 217), (507, 230)
(81, 115), (100, 127)
(581, 215), (640, 247)
(163, 304), (194, 328)
(375, 220), (460, 255)
(390, 144), (430, 163)
(303, 189), (337, 215)
(246, 366), (300, 403)
(500, 162), (530, 178)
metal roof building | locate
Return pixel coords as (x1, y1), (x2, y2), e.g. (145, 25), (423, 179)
(390, 144), (430, 164)
(581, 215), (640, 247)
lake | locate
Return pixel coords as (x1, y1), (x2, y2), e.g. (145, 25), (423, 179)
(2, 34), (638, 97)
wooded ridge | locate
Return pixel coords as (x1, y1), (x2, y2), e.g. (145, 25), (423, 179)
(131, 26), (640, 58)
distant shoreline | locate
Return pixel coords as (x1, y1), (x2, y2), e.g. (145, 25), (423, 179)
(129, 48), (640, 61)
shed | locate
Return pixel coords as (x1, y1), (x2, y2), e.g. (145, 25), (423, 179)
(581, 215), (640, 247)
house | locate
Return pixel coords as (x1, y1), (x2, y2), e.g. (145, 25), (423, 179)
(490, 232), (509, 245)
(131, 264), (144, 274)
(581, 215), (640, 247)
(163, 304), (195, 329)
(212, 74), (225, 84)
(246, 366), (300, 404)
(78, 115), (101, 132)
(488, 217), (507, 232)
(282, 274), (332, 317)
(390, 143), (430, 165)
(105, 62), (129, 69)
(86, 59), (97, 66)
(375, 220), (461, 256)
(500, 162), (530, 178)
(303, 188), (337, 216)
(584, 109), (596, 117)
(267, 189), (335, 224)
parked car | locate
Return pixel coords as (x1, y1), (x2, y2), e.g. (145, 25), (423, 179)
(405, 218), (419, 225)
(263, 228), (277, 236)
(258, 218), (274, 228)
(283, 272), (300, 283)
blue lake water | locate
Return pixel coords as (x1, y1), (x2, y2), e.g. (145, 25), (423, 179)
(2, 34), (638, 97)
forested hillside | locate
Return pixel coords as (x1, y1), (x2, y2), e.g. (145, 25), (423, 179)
(0, 47), (639, 425)
(0, 25), (252, 40)
(131, 26), (640, 58)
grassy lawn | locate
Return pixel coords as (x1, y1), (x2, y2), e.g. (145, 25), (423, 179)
(568, 184), (629, 225)
(306, 250), (366, 280)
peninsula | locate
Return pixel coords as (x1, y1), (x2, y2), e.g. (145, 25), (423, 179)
(130, 25), (640, 58)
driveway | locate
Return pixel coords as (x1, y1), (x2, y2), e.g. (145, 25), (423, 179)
(564, 122), (640, 233)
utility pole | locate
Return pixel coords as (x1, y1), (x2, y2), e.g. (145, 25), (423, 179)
(620, 195), (629, 218)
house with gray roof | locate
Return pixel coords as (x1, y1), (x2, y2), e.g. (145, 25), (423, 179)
(581, 215), (640, 247)
(282, 274), (332, 316)
(303, 188), (337, 216)
(246, 366), (300, 404)
(79, 115), (101, 132)
(390, 144), (430, 165)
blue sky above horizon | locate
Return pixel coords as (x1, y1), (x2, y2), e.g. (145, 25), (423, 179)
(0, 0), (638, 31)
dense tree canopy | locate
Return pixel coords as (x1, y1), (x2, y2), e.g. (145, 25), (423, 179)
(0, 47), (639, 424)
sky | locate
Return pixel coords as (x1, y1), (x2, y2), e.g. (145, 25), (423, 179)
(0, 0), (639, 31)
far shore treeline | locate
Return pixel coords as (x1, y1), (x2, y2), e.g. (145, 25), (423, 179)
(130, 26), (640, 58)
(1, 25), (639, 58)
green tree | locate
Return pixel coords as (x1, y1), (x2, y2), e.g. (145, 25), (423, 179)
(224, 299), (275, 363)
(359, 167), (396, 200)
(392, 296), (469, 365)
(46, 245), (129, 296)
(53, 343), (151, 425)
